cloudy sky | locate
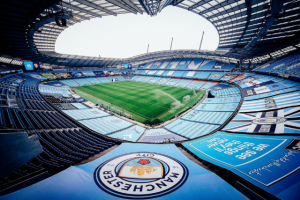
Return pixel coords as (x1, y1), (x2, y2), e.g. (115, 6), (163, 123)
(55, 6), (219, 58)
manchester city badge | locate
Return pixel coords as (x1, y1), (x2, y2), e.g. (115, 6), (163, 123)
(94, 152), (188, 199)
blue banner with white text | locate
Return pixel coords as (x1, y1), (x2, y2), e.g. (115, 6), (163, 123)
(0, 143), (247, 200)
(183, 131), (300, 199)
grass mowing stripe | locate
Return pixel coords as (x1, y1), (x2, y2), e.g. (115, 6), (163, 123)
(74, 89), (151, 121)
(74, 81), (205, 124)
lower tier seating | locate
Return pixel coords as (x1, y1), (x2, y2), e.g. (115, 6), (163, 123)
(73, 78), (91, 86)
(181, 110), (232, 125)
(85, 77), (100, 84)
(186, 81), (206, 89)
(165, 119), (219, 139)
(80, 116), (133, 135)
(175, 79), (192, 88)
(60, 80), (79, 87)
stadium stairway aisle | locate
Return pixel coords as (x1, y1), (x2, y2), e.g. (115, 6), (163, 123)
(0, 143), (247, 200)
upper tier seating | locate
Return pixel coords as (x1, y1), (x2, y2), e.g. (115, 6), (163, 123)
(150, 61), (162, 68)
(146, 70), (157, 75)
(140, 62), (153, 69)
(134, 70), (142, 75)
(254, 52), (300, 75)
(163, 70), (176, 77)
(187, 58), (204, 70)
(165, 59), (181, 69)
(176, 58), (191, 69)
(194, 72), (211, 79)
(157, 59), (171, 69)
(222, 63), (235, 71)
(139, 70), (148, 75)
(172, 71), (185, 77)
(182, 71), (196, 78)
(154, 70), (165, 76)
(199, 60), (217, 70)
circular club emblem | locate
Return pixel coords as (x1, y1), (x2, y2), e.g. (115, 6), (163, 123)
(94, 152), (188, 199)
(212, 73), (221, 78)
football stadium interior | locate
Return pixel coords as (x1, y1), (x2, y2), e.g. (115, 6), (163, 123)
(1, 0), (300, 199)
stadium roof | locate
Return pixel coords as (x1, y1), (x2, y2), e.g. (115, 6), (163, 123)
(0, 0), (300, 68)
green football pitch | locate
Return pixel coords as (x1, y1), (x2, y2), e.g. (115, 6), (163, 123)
(73, 81), (205, 124)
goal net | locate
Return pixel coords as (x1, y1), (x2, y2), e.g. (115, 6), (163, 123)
(171, 101), (182, 110)
(193, 89), (197, 96)
(182, 95), (191, 103)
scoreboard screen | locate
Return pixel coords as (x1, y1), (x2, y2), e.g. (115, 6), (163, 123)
(33, 62), (40, 70)
(124, 64), (132, 69)
(24, 61), (40, 71)
(24, 62), (33, 71)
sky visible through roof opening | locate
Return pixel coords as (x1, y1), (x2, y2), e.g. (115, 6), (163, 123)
(55, 6), (219, 58)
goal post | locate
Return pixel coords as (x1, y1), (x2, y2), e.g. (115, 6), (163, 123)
(182, 95), (190, 103)
(171, 101), (181, 109)
(193, 89), (197, 96)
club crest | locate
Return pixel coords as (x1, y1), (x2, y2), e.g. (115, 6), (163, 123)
(212, 74), (221, 78)
(94, 152), (188, 199)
